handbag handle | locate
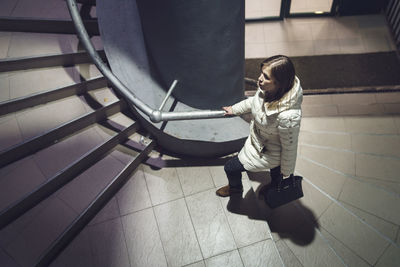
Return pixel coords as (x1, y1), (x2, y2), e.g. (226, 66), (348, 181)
(277, 174), (296, 192)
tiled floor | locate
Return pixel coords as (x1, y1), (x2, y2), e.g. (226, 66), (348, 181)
(1, 1), (400, 266)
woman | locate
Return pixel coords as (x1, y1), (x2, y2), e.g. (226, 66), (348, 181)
(216, 55), (302, 197)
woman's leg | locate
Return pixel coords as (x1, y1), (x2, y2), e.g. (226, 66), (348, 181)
(216, 156), (246, 197)
(224, 155), (246, 189)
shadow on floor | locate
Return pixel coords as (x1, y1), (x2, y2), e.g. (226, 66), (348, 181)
(226, 171), (319, 246)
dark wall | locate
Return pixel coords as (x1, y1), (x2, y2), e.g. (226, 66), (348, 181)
(338, 0), (389, 16)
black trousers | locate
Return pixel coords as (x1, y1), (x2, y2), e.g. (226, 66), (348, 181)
(224, 156), (281, 188)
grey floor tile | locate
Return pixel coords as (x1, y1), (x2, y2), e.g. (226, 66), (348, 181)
(88, 196), (120, 226)
(116, 168), (152, 216)
(319, 228), (370, 267)
(319, 203), (389, 265)
(375, 244), (400, 267)
(5, 197), (77, 267)
(296, 157), (347, 199)
(56, 155), (124, 214)
(121, 208), (167, 267)
(0, 156), (46, 211)
(0, 116), (22, 151)
(0, 0), (17, 16)
(300, 117), (346, 133)
(339, 178), (400, 226)
(208, 166), (228, 188)
(300, 144), (355, 175)
(298, 180), (333, 220)
(205, 250), (243, 267)
(185, 261), (206, 267)
(355, 153), (400, 183)
(274, 240), (302, 267)
(220, 180), (271, 248)
(87, 217), (130, 267)
(11, 0), (71, 19)
(176, 166), (215, 196)
(0, 248), (19, 267)
(0, 35), (11, 59)
(299, 131), (351, 150)
(339, 201), (398, 242)
(50, 228), (94, 267)
(343, 116), (398, 135)
(33, 126), (104, 178)
(186, 189), (237, 258)
(351, 134), (400, 158)
(143, 165), (183, 206)
(153, 198), (202, 267)
(239, 240), (282, 267)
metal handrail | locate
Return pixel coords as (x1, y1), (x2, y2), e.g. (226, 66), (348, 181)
(66, 0), (226, 123)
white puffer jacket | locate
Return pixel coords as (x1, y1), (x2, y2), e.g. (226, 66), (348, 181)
(232, 76), (302, 176)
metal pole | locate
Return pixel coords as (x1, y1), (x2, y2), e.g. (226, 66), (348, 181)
(158, 80), (178, 111)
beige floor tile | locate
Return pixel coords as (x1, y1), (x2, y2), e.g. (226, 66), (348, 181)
(331, 93), (377, 105)
(355, 176), (400, 196)
(296, 157), (347, 199)
(355, 153), (400, 183)
(205, 250), (243, 267)
(46, 96), (89, 125)
(263, 22), (289, 43)
(5, 198), (77, 267)
(274, 239), (302, 267)
(0, 115), (22, 151)
(313, 39), (340, 55)
(0, 247), (19, 267)
(11, 0), (71, 19)
(351, 134), (400, 157)
(87, 87), (118, 107)
(343, 116), (398, 135)
(50, 228), (94, 267)
(337, 103), (385, 116)
(339, 178), (400, 225)
(115, 168), (152, 215)
(245, 43), (267, 59)
(338, 37), (365, 53)
(56, 155), (124, 214)
(319, 228), (370, 267)
(298, 180), (333, 220)
(375, 244), (400, 267)
(299, 131), (351, 150)
(302, 94), (333, 105)
(187, 261), (206, 267)
(302, 104), (339, 117)
(186, 189), (237, 258)
(283, 229), (344, 267)
(8, 33), (78, 58)
(0, 36), (11, 59)
(208, 165), (228, 188)
(0, 73), (9, 102)
(394, 116), (400, 134)
(311, 21), (337, 40)
(120, 208), (168, 267)
(153, 198), (203, 267)
(0, 156), (46, 211)
(363, 37), (393, 53)
(9, 67), (78, 99)
(383, 103), (400, 114)
(339, 201), (398, 242)
(300, 117), (346, 132)
(239, 240), (282, 267)
(266, 42), (291, 57)
(245, 23), (265, 44)
(319, 204), (389, 265)
(143, 165), (183, 206)
(220, 180), (271, 248)
(87, 217), (131, 267)
(0, 0), (17, 16)
(88, 196), (120, 226)
(300, 144), (355, 175)
(176, 166), (215, 196)
(286, 23), (313, 41)
(33, 126), (104, 178)
(289, 40), (315, 56)
(375, 92), (400, 104)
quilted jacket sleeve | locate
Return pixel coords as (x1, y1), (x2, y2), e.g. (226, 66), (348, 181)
(231, 97), (253, 115)
(277, 109), (301, 176)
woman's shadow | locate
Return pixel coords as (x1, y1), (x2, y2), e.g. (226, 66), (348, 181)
(226, 171), (319, 246)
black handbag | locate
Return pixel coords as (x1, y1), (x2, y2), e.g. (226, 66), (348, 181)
(264, 174), (304, 209)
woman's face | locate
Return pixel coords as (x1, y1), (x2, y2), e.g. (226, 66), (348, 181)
(258, 65), (279, 99)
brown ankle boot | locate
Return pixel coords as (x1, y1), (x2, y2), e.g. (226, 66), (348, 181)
(216, 185), (243, 197)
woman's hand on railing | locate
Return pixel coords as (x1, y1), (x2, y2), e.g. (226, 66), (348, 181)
(222, 106), (233, 116)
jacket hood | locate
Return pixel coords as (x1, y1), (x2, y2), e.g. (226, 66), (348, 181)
(264, 76), (302, 116)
